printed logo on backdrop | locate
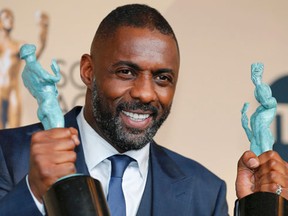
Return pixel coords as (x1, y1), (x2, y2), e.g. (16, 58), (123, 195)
(271, 75), (288, 162)
(56, 59), (86, 113)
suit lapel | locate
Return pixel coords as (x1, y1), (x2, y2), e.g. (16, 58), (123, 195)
(64, 106), (89, 175)
(136, 164), (152, 216)
(150, 142), (195, 215)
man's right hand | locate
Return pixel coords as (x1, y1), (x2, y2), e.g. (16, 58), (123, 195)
(28, 127), (80, 202)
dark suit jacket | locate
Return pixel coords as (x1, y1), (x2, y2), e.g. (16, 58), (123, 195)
(0, 106), (228, 216)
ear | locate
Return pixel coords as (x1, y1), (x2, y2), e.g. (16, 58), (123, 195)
(80, 54), (94, 90)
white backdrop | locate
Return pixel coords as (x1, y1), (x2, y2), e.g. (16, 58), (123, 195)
(3, 0), (288, 214)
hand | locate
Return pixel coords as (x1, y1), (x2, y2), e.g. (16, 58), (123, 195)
(241, 103), (249, 128)
(35, 11), (49, 45)
(241, 113), (249, 128)
(35, 11), (49, 28)
(28, 127), (80, 202)
(236, 150), (288, 200)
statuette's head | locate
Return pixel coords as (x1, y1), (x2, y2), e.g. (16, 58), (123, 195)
(20, 44), (36, 60)
(251, 62), (264, 86)
(0, 8), (14, 32)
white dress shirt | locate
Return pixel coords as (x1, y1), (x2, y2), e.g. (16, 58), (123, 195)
(77, 108), (149, 216)
(28, 107), (149, 216)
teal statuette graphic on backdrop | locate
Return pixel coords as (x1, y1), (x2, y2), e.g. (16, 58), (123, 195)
(20, 44), (64, 130)
(241, 63), (277, 156)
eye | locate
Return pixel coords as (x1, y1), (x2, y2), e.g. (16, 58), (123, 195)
(116, 68), (135, 79)
(154, 74), (173, 86)
(119, 69), (132, 75)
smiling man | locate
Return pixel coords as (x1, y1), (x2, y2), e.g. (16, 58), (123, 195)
(1, 4), (288, 216)
(82, 25), (179, 153)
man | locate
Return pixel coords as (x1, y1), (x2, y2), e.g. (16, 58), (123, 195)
(0, 8), (49, 129)
(0, 4), (287, 216)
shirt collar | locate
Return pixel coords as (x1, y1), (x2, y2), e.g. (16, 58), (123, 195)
(76, 107), (150, 178)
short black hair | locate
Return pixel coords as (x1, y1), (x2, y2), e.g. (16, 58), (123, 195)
(91, 4), (179, 52)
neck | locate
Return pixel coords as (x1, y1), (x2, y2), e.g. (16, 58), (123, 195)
(0, 29), (11, 42)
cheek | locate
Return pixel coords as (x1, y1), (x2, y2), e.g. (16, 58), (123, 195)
(155, 86), (175, 107)
(100, 79), (130, 102)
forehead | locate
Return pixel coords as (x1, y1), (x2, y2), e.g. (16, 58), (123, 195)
(0, 10), (13, 20)
(94, 27), (180, 69)
(0, 10), (13, 17)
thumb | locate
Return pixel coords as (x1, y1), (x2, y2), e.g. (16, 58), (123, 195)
(236, 150), (260, 199)
(238, 150), (259, 170)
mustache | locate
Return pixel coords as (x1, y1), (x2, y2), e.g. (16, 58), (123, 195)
(117, 101), (158, 116)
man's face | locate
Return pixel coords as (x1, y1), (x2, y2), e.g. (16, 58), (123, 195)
(0, 10), (14, 32)
(90, 27), (180, 152)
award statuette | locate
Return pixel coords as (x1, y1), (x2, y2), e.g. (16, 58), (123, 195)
(20, 44), (110, 216)
(238, 63), (288, 216)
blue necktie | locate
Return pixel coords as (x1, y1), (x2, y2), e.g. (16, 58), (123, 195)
(107, 155), (133, 216)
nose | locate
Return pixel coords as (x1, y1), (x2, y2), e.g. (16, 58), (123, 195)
(130, 75), (157, 104)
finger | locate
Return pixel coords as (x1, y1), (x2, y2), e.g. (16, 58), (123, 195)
(68, 127), (78, 136)
(238, 150), (260, 170)
(256, 183), (279, 194)
(68, 127), (80, 145)
(35, 128), (72, 139)
(53, 162), (77, 180)
(256, 171), (288, 189)
(236, 150), (260, 199)
(256, 183), (288, 200)
(33, 127), (79, 142)
(38, 162), (77, 183)
(258, 150), (284, 165)
(256, 159), (288, 179)
(55, 151), (77, 164)
(280, 188), (288, 200)
(31, 138), (78, 153)
(40, 151), (77, 165)
(49, 136), (79, 151)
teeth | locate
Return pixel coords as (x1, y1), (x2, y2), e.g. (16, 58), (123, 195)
(122, 111), (150, 121)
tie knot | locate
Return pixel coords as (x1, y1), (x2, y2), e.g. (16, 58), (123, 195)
(109, 155), (133, 178)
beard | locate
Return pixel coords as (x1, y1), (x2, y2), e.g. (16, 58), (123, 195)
(91, 80), (171, 151)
